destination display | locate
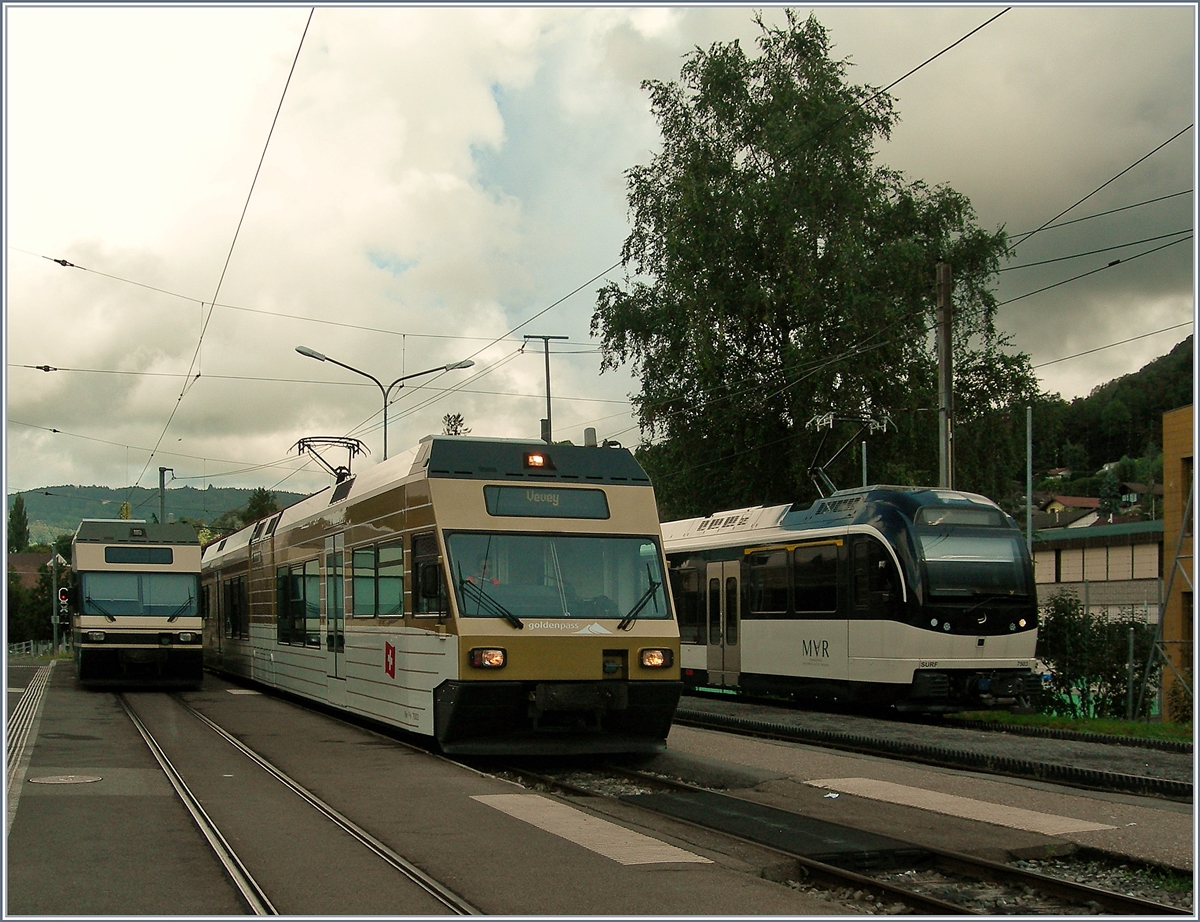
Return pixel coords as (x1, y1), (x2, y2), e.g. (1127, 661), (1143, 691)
(103, 546), (174, 565)
(483, 485), (610, 519)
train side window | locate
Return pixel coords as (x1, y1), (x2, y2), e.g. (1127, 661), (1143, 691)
(352, 547), (377, 617)
(377, 541), (404, 616)
(793, 544), (838, 615)
(276, 562), (321, 646)
(708, 578), (721, 644)
(747, 550), (788, 615)
(725, 576), (739, 645)
(237, 576), (249, 639)
(276, 567), (292, 643)
(413, 533), (447, 617)
(224, 575), (248, 640)
(670, 567), (704, 644)
(304, 559), (320, 645)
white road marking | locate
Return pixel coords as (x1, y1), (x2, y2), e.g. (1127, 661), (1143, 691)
(226, 689), (261, 695)
(806, 778), (1116, 835)
(472, 793), (711, 865)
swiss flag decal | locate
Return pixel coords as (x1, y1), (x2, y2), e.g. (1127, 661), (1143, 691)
(384, 642), (396, 679)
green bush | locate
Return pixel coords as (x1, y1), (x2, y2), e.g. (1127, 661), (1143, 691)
(1035, 590), (1161, 719)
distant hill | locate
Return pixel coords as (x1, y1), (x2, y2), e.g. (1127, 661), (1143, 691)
(1059, 335), (1193, 470)
(7, 484), (309, 546)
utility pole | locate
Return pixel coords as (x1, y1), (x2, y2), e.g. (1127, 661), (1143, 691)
(936, 262), (954, 489)
(51, 552), (59, 656)
(1026, 406), (1033, 553)
(524, 335), (568, 444)
(159, 467), (173, 525)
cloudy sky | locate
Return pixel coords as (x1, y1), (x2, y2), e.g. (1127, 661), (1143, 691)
(4, 5), (1195, 499)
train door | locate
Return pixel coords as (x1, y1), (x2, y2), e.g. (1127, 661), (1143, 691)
(325, 535), (346, 706)
(705, 561), (740, 686)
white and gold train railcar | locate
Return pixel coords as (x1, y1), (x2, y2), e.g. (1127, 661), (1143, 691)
(71, 520), (204, 686)
(201, 436), (681, 754)
(662, 486), (1041, 712)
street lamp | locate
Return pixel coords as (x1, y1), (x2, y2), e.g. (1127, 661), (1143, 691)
(296, 346), (474, 460)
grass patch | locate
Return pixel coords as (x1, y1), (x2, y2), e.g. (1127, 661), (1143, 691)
(954, 710), (1193, 743)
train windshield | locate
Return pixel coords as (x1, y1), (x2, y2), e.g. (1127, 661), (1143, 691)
(80, 572), (199, 617)
(916, 532), (1028, 598)
(445, 532), (669, 621)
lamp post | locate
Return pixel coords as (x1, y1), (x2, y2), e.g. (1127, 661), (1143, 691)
(296, 346), (474, 459)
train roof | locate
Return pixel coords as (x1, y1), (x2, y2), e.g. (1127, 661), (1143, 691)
(74, 520), (200, 545)
(661, 485), (1005, 549)
(415, 436), (649, 484)
(202, 435), (649, 567)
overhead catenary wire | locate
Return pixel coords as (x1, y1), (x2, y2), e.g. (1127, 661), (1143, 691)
(999, 229), (1193, 271)
(1007, 124), (1193, 255)
(1005, 189), (1192, 241)
(12, 247), (603, 349)
(5, 364), (626, 404)
(126, 8), (315, 501)
(7, 419), (311, 479)
(1031, 323), (1193, 369)
(998, 234), (1192, 306)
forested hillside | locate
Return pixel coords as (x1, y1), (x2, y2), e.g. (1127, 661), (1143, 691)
(1043, 335), (1192, 475)
(7, 484), (307, 546)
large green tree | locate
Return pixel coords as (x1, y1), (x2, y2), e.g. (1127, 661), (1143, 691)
(593, 11), (1037, 519)
(8, 495), (30, 552)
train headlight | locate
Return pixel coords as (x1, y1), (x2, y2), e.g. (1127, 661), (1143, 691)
(639, 647), (673, 668)
(88, 631), (105, 643)
(469, 648), (506, 669)
(179, 632), (194, 643)
(1018, 619), (1027, 628)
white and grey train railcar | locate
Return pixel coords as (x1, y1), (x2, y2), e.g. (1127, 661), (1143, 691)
(71, 520), (204, 686)
(662, 486), (1041, 712)
(201, 436), (682, 754)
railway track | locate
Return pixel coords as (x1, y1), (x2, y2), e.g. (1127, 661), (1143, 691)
(118, 693), (480, 916)
(672, 702), (1193, 801)
(491, 761), (1190, 915)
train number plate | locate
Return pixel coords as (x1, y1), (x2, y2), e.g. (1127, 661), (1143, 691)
(535, 682), (629, 712)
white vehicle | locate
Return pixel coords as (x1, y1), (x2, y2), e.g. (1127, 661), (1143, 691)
(662, 486), (1040, 712)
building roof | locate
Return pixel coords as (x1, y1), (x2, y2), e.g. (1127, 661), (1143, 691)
(6, 552), (66, 590)
(1050, 496), (1101, 509)
(1034, 518), (1163, 550)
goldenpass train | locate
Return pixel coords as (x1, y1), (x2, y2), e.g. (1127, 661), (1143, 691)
(71, 520), (204, 686)
(200, 436), (681, 754)
(661, 486), (1041, 712)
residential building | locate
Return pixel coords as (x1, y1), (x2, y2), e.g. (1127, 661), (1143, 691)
(1033, 520), (1162, 622)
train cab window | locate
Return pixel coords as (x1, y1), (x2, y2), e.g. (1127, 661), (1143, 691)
(669, 567), (705, 644)
(793, 543), (839, 615)
(413, 533), (448, 618)
(747, 549), (788, 616)
(852, 537), (901, 617)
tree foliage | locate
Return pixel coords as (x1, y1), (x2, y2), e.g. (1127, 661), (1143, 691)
(1035, 591), (1161, 719)
(442, 413), (471, 436)
(244, 487), (279, 523)
(8, 495), (30, 552)
(593, 11), (1035, 518)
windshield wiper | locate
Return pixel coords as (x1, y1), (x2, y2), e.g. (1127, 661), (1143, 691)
(618, 567), (661, 631)
(167, 595), (194, 623)
(457, 573), (523, 629)
(85, 595), (117, 622)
